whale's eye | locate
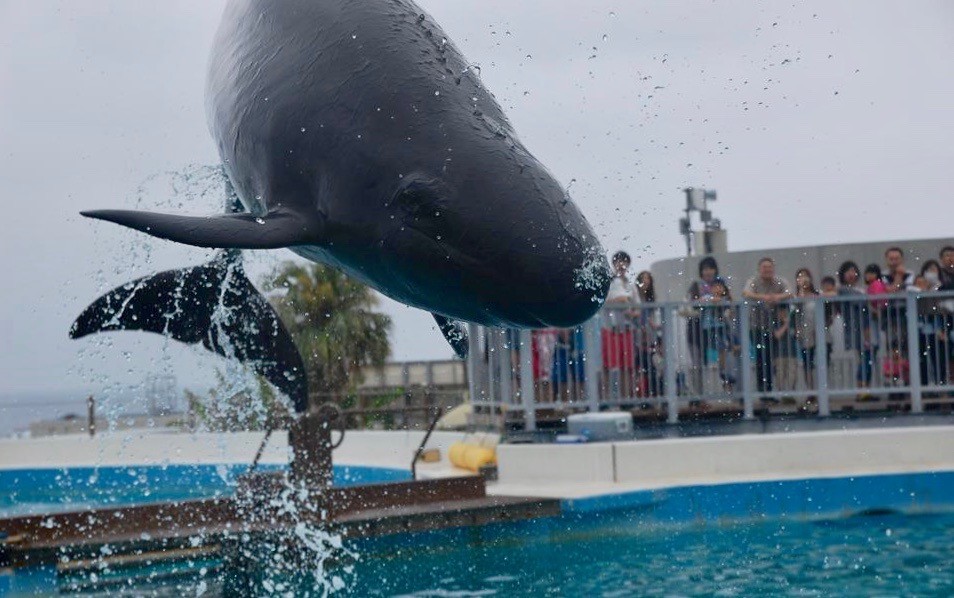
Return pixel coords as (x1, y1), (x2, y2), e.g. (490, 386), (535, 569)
(391, 178), (447, 219)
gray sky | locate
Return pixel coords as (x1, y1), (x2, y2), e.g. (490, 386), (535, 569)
(1, 1), (953, 414)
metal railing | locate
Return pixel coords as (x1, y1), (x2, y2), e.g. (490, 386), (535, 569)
(467, 290), (954, 430)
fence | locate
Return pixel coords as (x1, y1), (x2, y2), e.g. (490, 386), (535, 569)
(468, 289), (954, 430)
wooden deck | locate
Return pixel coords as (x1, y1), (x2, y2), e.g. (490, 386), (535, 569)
(0, 476), (559, 570)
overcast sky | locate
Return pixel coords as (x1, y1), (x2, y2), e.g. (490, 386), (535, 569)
(1, 1), (953, 417)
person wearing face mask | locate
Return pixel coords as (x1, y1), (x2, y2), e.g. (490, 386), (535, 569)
(921, 260), (942, 292)
(915, 261), (948, 388)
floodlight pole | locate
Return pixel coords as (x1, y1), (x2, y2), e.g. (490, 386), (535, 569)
(681, 187), (718, 257)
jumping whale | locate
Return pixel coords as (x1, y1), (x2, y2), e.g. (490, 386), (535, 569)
(73, 0), (610, 410)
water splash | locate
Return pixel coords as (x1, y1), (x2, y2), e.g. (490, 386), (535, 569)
(63, 164), (354, 594)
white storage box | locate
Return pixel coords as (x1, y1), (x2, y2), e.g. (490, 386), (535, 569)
(566, 412), (633, 442)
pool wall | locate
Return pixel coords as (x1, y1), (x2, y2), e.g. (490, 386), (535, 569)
(3, 426), (953, 523)
(0, 429), (475, 516)
(496, 425), (954, 493)
(0, 429), (478, 471)
(0, 463), (411, 517)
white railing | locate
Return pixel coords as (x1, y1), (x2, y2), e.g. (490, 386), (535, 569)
(467, 290), (954, 430)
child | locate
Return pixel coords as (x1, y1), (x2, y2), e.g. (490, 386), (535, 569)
(552, 327), (586, 402)
(865, 264), (888, 309)
(773, 305), (800, 398)
(701, 279), (736, 390)
(820, 275), (837, 368)
(883, 339), (910, 401)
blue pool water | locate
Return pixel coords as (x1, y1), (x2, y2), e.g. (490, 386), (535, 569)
(6, 507), (952, 596)
(0, 464), (410, 517)
(2, 471), (953, 596)
(341, 510), (954, 596)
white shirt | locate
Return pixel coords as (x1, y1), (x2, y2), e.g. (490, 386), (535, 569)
(606, 276), (640, 304)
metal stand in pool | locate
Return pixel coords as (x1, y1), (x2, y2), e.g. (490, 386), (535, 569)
(0, 406), (558, 590)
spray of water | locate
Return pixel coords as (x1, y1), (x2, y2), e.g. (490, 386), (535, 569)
(61, 164), (354, 595)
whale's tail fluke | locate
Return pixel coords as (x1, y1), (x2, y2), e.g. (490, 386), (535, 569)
(70, 251), (308, 412)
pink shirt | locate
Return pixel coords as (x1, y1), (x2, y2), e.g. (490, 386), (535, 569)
(867, 279), (889, 309)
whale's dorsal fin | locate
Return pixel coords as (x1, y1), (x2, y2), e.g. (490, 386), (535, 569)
(80, 208), (316, 249)
(432, 313), (469, 359)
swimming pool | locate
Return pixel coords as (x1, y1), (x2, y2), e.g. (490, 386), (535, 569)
(0, 464), (411, 518)
(3, 470), (952, 596)
(342, 510), (954, 596)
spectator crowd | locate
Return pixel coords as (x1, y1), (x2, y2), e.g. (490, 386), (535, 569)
(524, 244), (954, 406)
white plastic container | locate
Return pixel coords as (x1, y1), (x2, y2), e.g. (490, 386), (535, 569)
(566, 412), (633, 442)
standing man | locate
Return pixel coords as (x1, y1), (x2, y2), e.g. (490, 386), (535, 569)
(881, 247), (916, 350)
(939, 246), (954, 389)
(742, 257), (792, 395)
(603, 250), (639, 398)
(606, 251), (640, 306)
(882, 247), (916, 292)
(939, 246), (954, 291)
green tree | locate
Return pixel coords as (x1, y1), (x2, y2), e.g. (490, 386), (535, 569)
(265, 261), (392, 405)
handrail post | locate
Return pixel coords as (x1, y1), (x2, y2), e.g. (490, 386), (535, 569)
(87, 395), (95, 437)
(488, 329), (500, 405)
(814, 297), (831, 417)
(519, 329), (537, 431)
(499, 329), (513, 409)
(584, 317), (601, 413)
(906, 292), (923, 413)
(739, 301), (755, 420)
(466, 323), (480, 404)
(663, 304), (679, 424)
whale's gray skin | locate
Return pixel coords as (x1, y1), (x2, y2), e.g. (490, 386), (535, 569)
(84, 0), (611, 329)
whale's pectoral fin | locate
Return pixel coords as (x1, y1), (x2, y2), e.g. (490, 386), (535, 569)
(432, 314), (469, 359)
(70, 252), (308, 412)
(80, 209), (314, 250)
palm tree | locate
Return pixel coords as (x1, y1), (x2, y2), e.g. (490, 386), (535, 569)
(265, 262), (392, 406)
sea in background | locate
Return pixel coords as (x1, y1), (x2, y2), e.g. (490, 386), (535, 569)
(0, 389), (135, 438)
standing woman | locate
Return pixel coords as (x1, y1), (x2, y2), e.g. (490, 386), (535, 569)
(791, 267), (819, 391)
(686, 257), (721, 392)
(636, 271), (662, 395)
(838, 261), (873, 396)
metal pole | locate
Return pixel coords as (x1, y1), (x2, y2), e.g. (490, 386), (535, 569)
(519, 329), (536, 431)
(87, 395), (95, 437)
(906, 292), (923, 413)
(584, 318), (601, 413)
(663, 305), (679, 424)
(466, 323), (480, 404)
(487, 329), (499, 405)
(739, 302), (755, 420)
(814, 298), (831, 417)
(499, 330), (512, 409)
